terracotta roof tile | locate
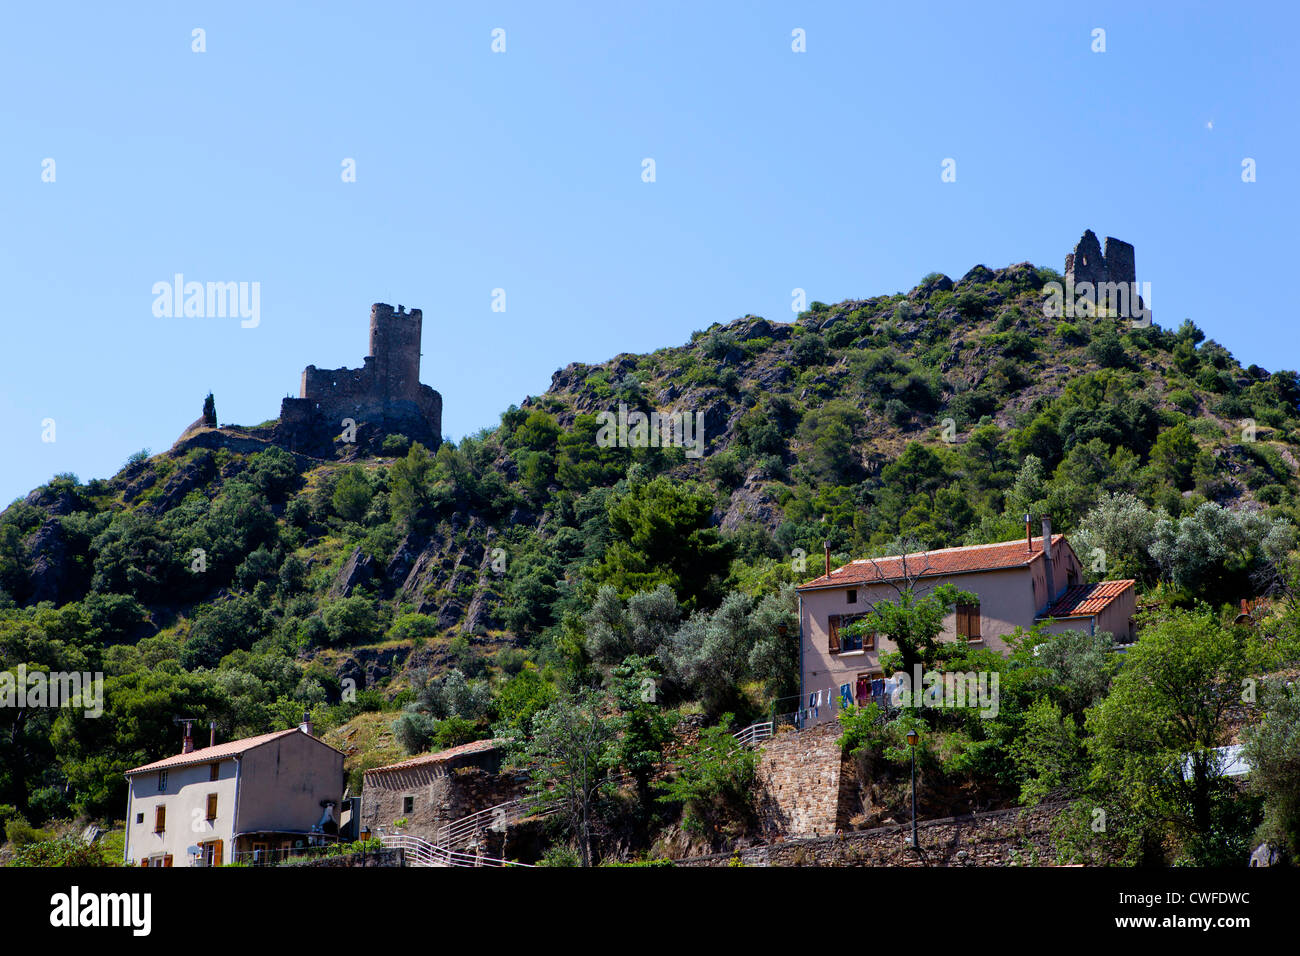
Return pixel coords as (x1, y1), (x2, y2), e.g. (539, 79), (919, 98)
(796, 535), (1065, 590)
(125, 727), (339, 776)
(1041, 580), (1135, 619)
(363, 738), (501, 777)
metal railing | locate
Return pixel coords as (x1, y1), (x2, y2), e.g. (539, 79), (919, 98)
(379, 832), (532, 867)
(732, 721), (774, 747)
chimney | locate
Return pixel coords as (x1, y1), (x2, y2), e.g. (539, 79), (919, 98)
(299, 711), (314, 737)
(823, 541), (831, 577)
(209, 720), (216, 749)
(1041, 516), (1055, 605)
(181, 721), (194, 755)
(1025, 513), (1032, 552)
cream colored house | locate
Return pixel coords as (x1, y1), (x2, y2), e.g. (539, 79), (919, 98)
(794, 520), (1136, 723)
(123, 720), (344, 866)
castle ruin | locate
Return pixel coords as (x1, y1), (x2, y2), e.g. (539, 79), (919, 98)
(1064, 229), (1136, 289)
(1062, 229), (1148, 323)
(276, 303), (442, 454)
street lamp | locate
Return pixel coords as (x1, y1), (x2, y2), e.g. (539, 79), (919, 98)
(906, 728), (920, 849)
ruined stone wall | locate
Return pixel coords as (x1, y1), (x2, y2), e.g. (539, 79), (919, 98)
(360, 750), (526, 845)
(678, 802), (1068, 867)
(1064, 229), (1136, 288)
(758, 722), (853, 838)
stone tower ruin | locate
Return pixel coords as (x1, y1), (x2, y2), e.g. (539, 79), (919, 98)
(1064, 229), (1136, 289)
(276, 303), (442, 454)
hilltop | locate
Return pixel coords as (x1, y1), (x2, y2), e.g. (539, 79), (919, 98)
(2, 233), (1299, 848)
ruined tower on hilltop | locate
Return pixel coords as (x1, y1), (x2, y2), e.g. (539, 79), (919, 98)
(1063, 229), (1148, 323)
(276, 303), (443, 454)
(1064, 229), (1136, 288)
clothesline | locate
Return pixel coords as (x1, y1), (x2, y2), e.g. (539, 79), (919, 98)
(793, 675), (904, 725)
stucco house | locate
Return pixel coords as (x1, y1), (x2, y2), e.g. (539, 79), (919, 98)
(123, 718), (345, 866)
(794, 519), (1136, 723)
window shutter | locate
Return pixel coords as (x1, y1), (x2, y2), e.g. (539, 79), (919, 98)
(162, 855), (173, 868)
(828, 614), (840, 653)
(214, 840), (223, 867)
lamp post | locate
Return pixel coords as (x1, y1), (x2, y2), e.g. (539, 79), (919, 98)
(906, 728), (920, 849)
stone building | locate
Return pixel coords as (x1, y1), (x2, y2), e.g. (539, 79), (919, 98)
(359, 739), (525, 845)
(276, 302), (443, 454)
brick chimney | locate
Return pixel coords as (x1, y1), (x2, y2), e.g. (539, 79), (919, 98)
(181, 721), (194, 755)
(209, 720), (216, 749)
(1025, 513), (1032, 552)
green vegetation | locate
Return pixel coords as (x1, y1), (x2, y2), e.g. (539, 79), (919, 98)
(3, 261), (1300, 865)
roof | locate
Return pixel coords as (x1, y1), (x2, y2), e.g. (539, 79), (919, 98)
(796, 535), (1066, 590)
(363, 738), (502, 777)
(125, 727), (340, 776)
(1041, 580), (1135, 619)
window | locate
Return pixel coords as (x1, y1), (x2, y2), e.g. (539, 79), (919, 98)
(135, 813), (143, 825)
(831, 613), (872, 653)
(157, 771), (168, 792)
(209, 762), (220, 781)
(206, 794), (218, 821)
(402, 795), (414, 815)
(956, 602), (982, 641)
(846, 589), (858, 605)
(154, 805), (166, 833)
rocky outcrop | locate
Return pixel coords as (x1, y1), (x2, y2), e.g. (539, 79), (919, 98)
(331, 546), (376, 598)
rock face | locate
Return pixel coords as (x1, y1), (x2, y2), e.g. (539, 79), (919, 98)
(275, 303), (443, 456)
(27, 519), (70, 604)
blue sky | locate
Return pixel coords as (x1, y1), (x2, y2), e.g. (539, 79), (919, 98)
(1, 1), (1295, 505)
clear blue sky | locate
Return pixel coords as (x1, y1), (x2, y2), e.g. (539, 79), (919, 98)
(2, 1), (1296, 505)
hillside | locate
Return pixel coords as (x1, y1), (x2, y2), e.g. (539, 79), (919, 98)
(3, 238), (1300, 864)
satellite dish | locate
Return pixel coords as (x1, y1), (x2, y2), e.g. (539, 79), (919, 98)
(186, 845), (200, 856)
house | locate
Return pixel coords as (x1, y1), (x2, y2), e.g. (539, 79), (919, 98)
(360, 739), (524, 846)
(123, 717), (344, 866)
(794, 518), (1136, 723)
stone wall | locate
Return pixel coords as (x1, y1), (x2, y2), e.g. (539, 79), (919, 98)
(758, 722), (853, 838)
(360, 747), (526, 845)
(679, 802), (1067, 867)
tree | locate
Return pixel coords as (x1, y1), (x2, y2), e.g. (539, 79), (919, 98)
(1149, 421), (1198, 490)
(655, 716), (759, 845)
(845, 574), (976, 681)
(590, 476), (730, 609)
(330, 467), (372, 523)
(389, 442), (437, 531)
(514, 689), (615, 867)
(1083, 608), (1254, 865)
(608, 655), (674, 817)
(1242, 679), (1300, 861)
(1071, 492), (1161, 583)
